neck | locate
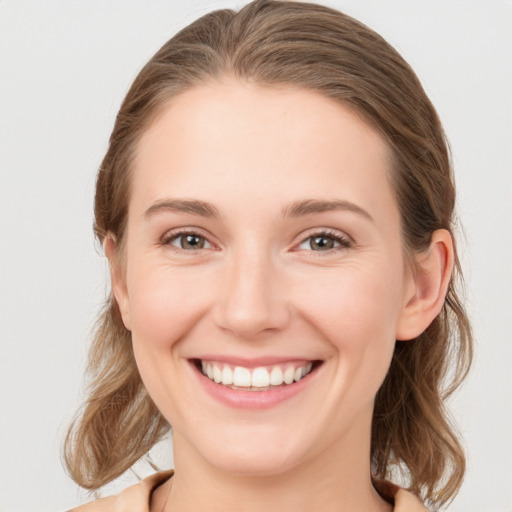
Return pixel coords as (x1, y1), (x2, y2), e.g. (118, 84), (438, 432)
(161, 424), (392, 512)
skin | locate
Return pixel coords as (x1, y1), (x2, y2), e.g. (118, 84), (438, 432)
(107, 80), (453, 512)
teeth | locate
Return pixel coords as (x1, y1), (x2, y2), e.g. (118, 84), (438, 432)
(270, 366), (283, 386)
(252, 367), (270, 387)
(200, 360), (315, 389)
(283, 366), (295, 385)
(212, 365), (222, 383)
(233, 366), (251, 387)
(221, 365), (233, 385)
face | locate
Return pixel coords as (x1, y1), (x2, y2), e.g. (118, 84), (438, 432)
(111, 81), (417, 476)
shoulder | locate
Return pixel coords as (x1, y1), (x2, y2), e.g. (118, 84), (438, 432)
(394, 489), (429, 512)
(68, 471), (427, 512)
(68, 471), (173, 512)
(375, 480), (430, 512)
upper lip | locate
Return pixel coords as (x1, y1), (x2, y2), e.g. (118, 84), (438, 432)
(190, 355), (319, 368)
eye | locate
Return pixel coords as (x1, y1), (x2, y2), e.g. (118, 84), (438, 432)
(164, 231), (213, 251)
(297, 231), (351, 252)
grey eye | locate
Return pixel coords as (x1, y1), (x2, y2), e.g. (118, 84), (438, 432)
(298, 235), (338, 251)
(297, 232), (351, 252)
(309, 235), (337, 250)
(170, 233), (210, 250)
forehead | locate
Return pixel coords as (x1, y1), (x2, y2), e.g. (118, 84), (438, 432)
(131, 81), (397, 222)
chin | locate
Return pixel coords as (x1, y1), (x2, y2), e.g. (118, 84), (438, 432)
(188, 424), (308, 477)
(208, 448), (301, 477)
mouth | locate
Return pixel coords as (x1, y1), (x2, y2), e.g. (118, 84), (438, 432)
(192, 358), (321, 391)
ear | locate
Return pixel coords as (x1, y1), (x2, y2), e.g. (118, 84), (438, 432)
(396, 229), (454, 341)
(104, 235), (132, 331)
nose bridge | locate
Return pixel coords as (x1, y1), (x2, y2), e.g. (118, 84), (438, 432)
(214, 242), (289, 339)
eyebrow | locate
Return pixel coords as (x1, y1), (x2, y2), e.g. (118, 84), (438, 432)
(282, 199), (374, 222)
(144, 199), (220, 218)
(144, 197), (373, 222)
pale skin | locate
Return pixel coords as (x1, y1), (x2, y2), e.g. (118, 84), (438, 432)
(106, 80), (454, 512)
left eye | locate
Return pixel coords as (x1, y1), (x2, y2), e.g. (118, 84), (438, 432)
(168, 233), (212, 250)
(298, 233), (349, 251)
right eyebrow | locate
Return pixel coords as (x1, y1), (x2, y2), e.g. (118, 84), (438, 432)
(144, 198), (220, 219)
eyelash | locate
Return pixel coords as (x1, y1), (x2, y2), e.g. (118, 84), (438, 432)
(160, 228), (353, 255)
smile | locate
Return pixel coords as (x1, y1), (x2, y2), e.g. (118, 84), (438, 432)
(199, 360), (314, 390)
(190, 358), (322, 408)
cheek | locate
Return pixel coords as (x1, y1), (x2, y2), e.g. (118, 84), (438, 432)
(298, 264), (403, 343)
(294, 264), (403, 394)
(125, 264), (215, 422)
(126, 263), (213, 351)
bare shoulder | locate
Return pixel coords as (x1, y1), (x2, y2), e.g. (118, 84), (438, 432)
(67, 471), (174, 512)
(67, 494), (116, 512)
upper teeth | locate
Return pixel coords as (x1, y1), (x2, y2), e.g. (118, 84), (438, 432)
(201, 361), (314, 388)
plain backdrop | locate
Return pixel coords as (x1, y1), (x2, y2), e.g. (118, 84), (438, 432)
(1, 1), (511, 511)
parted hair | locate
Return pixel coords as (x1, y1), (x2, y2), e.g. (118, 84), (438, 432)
(63, 0), (472, 507)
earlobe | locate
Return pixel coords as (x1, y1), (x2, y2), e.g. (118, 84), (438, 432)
(396, 229), (454, 341)
(104, 235), (132, 331)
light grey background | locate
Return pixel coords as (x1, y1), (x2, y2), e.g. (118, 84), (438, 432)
(1, 1), (511, 511)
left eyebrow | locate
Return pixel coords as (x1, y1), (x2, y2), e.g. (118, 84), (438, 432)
(282, 199), (374, 223)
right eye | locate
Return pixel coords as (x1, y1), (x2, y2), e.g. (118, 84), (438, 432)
(164, 231), (213, 251)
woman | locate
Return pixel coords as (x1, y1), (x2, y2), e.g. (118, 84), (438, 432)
(64, 1), (472, 510)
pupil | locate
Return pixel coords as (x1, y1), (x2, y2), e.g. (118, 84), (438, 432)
(311, 236), (333, 250)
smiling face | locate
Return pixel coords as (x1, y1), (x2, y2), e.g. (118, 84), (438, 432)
(110, 81), (417, 477)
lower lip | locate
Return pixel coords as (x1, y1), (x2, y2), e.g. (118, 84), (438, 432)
(191, 361), (319, 409)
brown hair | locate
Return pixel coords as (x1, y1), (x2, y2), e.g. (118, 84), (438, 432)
(63, 1), (472, 507)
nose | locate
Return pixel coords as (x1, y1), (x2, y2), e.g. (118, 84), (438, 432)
(213, 250), (291, 340)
